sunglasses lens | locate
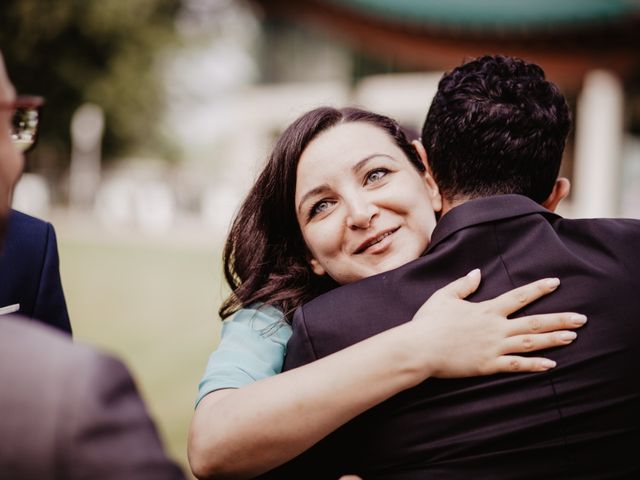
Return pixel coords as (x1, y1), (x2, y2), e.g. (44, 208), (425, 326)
(11, 105), (39, 152)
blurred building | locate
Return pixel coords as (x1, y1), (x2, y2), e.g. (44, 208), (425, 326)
(18, 0), (640, 231)
(246, 0), (640, 218)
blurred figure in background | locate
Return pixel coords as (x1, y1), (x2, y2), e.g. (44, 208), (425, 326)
(0, 90), (70, 333)
(0, 51), (183, 480)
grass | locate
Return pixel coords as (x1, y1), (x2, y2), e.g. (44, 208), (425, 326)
(58, 236), (226, 478)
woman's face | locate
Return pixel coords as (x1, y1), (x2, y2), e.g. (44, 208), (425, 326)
(294, 121), (442, 285)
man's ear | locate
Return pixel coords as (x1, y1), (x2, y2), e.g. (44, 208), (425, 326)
(542, 177), (571, 212)
(412, 140), (442, 213)
(308, 257), (326, 277)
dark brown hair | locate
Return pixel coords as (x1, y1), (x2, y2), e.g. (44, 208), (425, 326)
(219, 107), (425, 322)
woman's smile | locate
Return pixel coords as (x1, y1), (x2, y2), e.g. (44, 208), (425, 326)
(353, 227), (400, 255)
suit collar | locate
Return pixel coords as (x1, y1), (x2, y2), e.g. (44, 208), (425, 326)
(426, 194), (560, 253)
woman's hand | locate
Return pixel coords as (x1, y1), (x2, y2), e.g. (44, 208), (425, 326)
(407, 269), (586, 379)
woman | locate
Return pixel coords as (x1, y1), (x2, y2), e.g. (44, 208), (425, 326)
(188, 107), (584, 479)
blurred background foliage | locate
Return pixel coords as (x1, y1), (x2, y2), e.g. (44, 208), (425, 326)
(0, 0), (182, 173)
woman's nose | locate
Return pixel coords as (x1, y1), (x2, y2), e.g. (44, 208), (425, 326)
(345, 198), (378, 229)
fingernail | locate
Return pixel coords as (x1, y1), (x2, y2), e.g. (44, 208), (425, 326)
(541, 359), (556, 369)
(571, 314), (587, 326)
(466, 268), (480, 279)
(545, 278), (560, 289)
(559, 331), (577, 342)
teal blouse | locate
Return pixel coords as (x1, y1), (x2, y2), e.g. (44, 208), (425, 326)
(196, 304), (292, 406)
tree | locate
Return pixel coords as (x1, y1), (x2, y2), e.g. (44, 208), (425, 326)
(0, 0), (181, 173)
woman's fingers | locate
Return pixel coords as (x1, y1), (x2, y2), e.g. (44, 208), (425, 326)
(492, 355), (557, 373)
(433, 268), (482, 300)
(506, 312), (587, 336)
(499, 330), (577, 356)
(411, 275), (586, 378)
(484, 278), (561, 316)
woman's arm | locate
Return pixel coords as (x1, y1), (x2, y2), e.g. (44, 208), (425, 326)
(188, 271), (586, 479)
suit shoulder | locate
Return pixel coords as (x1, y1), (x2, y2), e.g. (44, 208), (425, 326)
(6, 209), (52, 244)
(0, 316), (89, 367)
(555, 216), (640, 240)
(2, 210), (59, 260)
(556, 216), (640, 227)
(304, 271), (387, 315)
(300, 263), (407, 337)
(303, 254), (420, 316)
(0, 317), (132, 403)
(8, 209), (50, 229)
(0, 317), (182, 479)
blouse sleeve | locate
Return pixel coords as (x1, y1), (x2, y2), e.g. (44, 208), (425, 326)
(196, 304), (292, 406)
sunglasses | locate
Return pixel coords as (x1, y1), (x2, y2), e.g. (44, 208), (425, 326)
(0, 95), (44, 153)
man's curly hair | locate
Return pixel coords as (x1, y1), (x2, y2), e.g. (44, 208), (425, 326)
(422, 55), (571, 204)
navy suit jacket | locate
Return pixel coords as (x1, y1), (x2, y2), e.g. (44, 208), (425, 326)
(280, 195), (640, 479)
(0, 210), (71, 334)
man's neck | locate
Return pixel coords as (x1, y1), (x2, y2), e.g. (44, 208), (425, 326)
(441, 196), (470, 217)
(442, 192), (558, 217)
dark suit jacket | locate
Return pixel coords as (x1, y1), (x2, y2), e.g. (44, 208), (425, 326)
(281, 195), (640, 479)
(0, 316), (184, 479)
(0, 209), (71, 334)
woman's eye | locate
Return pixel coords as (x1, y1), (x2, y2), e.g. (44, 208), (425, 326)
(365, 168), (389, 184)
(309, 200), (332, 218)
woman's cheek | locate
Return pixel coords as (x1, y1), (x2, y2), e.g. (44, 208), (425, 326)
(305, 222), (334, 259)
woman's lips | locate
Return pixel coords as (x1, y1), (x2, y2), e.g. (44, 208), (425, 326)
(354, 227), (400, 254)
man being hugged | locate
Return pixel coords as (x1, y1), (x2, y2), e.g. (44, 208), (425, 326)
(280, 55), (640, 479)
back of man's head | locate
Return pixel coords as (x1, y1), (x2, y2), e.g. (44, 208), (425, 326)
(422, 55), (571, 204)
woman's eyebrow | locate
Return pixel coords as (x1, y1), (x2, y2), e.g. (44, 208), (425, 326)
(297, 184), (330, 215)
(352, 154), (396, 174)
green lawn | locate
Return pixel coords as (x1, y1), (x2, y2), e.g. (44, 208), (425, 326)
(58, 237), (225, 478)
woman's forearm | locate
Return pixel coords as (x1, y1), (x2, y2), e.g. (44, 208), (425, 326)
(188, 323), (425, 479)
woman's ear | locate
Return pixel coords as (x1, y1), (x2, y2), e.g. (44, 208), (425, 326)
(412, 140), (442, 213)
(308, 257), (326, 277)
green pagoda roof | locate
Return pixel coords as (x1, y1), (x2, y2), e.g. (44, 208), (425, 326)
(324, 0), (640, 30)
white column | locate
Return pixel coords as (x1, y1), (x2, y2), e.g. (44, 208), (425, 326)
(573, 70), (624, 218)
(69, 103), (104, 209)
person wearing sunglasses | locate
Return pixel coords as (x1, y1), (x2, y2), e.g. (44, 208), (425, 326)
(0, 88), (71, 333)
